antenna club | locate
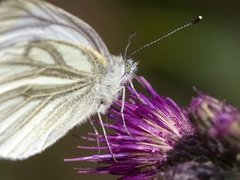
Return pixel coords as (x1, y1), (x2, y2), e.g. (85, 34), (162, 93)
(191, 16), (203, 25)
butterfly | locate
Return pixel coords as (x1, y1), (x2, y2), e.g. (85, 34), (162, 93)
(0, 0), (137, 160)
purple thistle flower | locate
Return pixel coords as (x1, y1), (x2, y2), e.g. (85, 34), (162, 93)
(65, 77), (194, 179)
(209, 112), (240, 150)
(189, 93), (240, 152)
(189, 93), (237, 128)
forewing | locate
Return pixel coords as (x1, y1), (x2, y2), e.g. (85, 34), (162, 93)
(0, 0), (113, 63)
(0, 40), (103, 160)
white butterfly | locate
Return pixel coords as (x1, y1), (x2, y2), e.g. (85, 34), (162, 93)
(0, 0), (137, 160)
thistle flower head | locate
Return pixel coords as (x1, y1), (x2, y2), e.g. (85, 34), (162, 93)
(210, 112), (240, 148)
(65, 77), (194, 179)
(189, 93), (240, 152)
(189, 93), (237, 123)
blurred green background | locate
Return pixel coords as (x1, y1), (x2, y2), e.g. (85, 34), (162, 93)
(0, 0), (240, 179)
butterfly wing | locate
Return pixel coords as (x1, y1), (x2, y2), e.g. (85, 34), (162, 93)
(0, 0), (111, 160)
(0, 0), (110, 160)
(0, 0), (113, 63)
(0, 39), (107, 160)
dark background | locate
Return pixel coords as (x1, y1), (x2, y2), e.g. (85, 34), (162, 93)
(0, 0), (240, 179)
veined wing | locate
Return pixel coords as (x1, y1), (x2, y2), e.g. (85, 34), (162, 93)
(0, 40), (106, 160)
(0, 0), (113, 63)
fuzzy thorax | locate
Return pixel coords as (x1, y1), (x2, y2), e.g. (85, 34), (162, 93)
(98, 55), (137, 113)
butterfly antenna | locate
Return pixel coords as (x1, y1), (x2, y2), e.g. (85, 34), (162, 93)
(124, 32), (136, 60)
(128, 16), (203, 58)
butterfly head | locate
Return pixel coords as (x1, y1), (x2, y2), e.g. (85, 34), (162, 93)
(121, 58), (138, 85)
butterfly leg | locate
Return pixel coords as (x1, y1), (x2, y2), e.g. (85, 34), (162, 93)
(97, 106), (117, 162)
(120, 86), (132, 136)
(129, 79), (143, 102)
(88, 119), (100, 155)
